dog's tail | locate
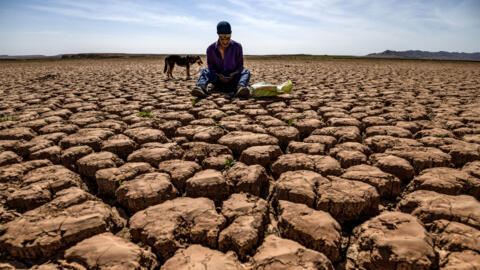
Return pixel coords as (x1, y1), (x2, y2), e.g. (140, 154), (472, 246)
(163, 58), (167, 73)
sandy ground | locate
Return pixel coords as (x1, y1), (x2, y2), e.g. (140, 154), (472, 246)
(0, 58), (480, 269)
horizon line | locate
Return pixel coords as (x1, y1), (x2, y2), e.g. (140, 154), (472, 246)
(2, 49), (480, 58)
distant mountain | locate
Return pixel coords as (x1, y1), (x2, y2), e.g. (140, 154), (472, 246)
(0, 54), (61, 60)
(0, 53), (168, 60)
(60, 53), (168, 59)
(367, 50), (480, 61)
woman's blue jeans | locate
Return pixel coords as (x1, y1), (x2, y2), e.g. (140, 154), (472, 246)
(196, 68), (250, 92)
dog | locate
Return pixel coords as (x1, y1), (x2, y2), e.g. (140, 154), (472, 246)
(164, 55), (203, 80)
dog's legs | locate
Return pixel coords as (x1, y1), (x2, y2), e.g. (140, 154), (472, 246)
(170, 63), (175, 79)
(186, 64), (191, 80)
(166, 63), (171, 79)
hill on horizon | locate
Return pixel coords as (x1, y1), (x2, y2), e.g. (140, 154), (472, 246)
(367, 50), (480, 61)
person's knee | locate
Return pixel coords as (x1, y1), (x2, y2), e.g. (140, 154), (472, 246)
(241, 69), (250, 75)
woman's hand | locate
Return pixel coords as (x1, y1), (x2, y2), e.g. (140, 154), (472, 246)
(218, 74), (230, 83)
(217, 73), (228, 83)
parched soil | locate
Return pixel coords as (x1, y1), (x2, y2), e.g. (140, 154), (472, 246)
(1, 58), (480, 269)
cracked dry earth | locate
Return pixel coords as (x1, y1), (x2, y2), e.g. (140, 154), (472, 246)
(0, 58), (480, 270)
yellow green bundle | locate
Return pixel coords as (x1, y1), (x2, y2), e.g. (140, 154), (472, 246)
(251, 80), (293, 98)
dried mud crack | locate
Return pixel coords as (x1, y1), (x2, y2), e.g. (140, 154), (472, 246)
(0, 58), (480, 269)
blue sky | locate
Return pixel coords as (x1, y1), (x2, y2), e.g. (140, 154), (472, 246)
(1, 0), (479, 55)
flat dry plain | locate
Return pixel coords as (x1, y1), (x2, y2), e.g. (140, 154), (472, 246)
(0, 57), (480, 269)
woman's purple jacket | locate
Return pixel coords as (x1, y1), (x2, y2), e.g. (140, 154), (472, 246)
(206, 39), (244, 75)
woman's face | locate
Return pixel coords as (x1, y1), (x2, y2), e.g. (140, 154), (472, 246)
(218, 34), (231, 48)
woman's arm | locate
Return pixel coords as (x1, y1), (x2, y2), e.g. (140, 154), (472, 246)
(207, 47), (217, 73)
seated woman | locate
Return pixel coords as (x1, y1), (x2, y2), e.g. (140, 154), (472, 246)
(192, 21), (251, 98)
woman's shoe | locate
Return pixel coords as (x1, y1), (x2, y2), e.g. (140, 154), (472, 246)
(192, 85), (207, 98)
(236, 86), (250, 98)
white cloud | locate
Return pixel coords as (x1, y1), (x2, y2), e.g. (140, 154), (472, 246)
(27, 0), (212, 28)
(196, 2), (298, 32)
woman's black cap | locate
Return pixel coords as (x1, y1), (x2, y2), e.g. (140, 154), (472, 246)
(217, 21), (232, 34)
